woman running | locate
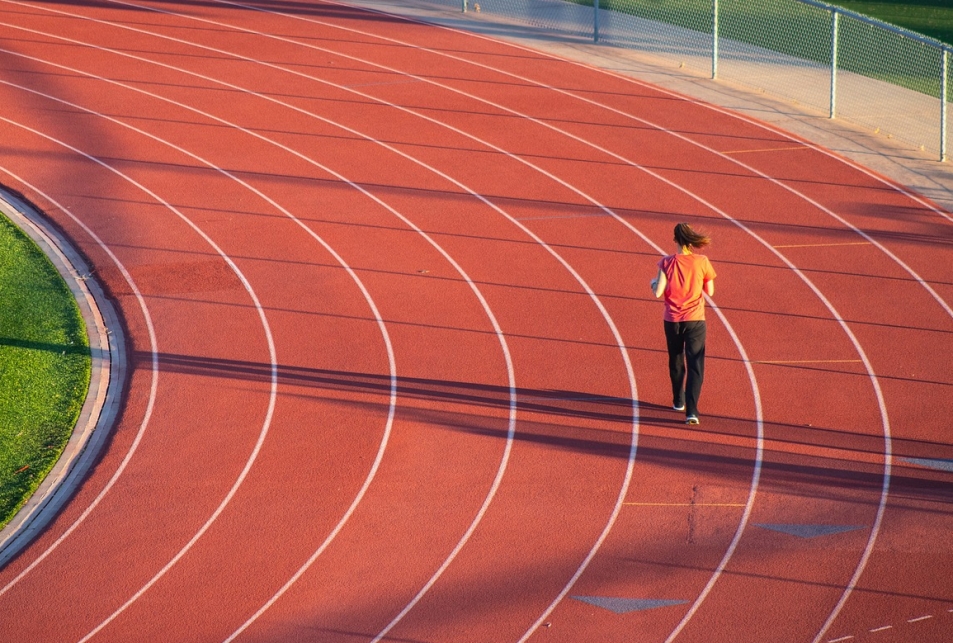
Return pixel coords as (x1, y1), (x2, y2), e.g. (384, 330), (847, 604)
(650, 223), (716, 425)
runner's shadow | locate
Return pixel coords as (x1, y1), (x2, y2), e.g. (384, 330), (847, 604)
(140, 350), (953, 505)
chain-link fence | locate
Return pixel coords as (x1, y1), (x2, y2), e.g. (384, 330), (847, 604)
(422, 0), (950, 161)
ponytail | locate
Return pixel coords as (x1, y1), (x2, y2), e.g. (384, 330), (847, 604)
(674, 222), (711, 249)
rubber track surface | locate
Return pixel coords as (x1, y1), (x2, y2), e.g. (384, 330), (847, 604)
(0, 1), (950, 642)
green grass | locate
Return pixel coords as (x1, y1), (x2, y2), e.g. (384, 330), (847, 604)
(830, 1), (953, 46)
(0, 211), (90, 530)
(586, 0), (953, 47)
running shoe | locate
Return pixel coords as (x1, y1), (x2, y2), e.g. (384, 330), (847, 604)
(686, 415), (700, 425)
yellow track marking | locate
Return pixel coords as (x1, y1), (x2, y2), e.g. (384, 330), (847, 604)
(624, 502), (747, 507)
(720, 145), (808, 154)
(753, 359), (863, 364)
(773, 241), (871, 248)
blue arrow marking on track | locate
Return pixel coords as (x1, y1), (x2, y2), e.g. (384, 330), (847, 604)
(901, 458), (953, 473)
(571, 596), (688, 614)
(754, 524), (866, 538)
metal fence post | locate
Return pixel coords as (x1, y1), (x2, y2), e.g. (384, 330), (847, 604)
(940, 47), (950, 163)
(830, 9), (839, 118)
(594, 0), (600, 43)
(711, 0), (718, 79)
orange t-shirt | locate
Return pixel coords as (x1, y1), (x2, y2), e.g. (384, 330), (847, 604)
(657, 253), (716, 322)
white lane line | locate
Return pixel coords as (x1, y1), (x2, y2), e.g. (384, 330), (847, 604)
(0, 110), (281, 641)
(908, 615), (933, 623)
(225, 208), (520, 643)
(84, 11), (638, 642)
(0, 12), (908, 640)
(327, 0), (953, 325)
(138, 8), (892, 639)
(216, 10), (895, 642)
(828, 636), (854, 642)
(157, 7), (887, 640)
(0, 45), (397, 643)
(247, 9), (893, 641)
(357, 1), (953, 312)
(0, 8), (644, 641)
(0, 165), (159, 598)
(0, 26), (507, 641)
(0, 23), (506, 641)
(869, 625), (893, 632)
(0, 108), (282, 643)
(25, 3), (761, 638)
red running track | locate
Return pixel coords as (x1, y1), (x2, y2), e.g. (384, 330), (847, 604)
(0, 1), (951, 641)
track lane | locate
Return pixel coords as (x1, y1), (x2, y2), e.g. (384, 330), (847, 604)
(0, 3), (804, 640)
(0, 111), (280, 641)
(0, 2), (948, 640)
(162, 17), (884, 640)
(87, 5), (760, 640)
(11, 12), (652, 640)
(240, 10), (944, 643)
(260, 13), (944, 640)
(0, 7), (528, 640)
(5, 16), (856, 643)
(1, 3), (648, 640)
(0, 28), (414, 640)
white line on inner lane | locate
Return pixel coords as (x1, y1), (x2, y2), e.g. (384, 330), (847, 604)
(0, 40), (401, 643)
(0, 165), (160, 600)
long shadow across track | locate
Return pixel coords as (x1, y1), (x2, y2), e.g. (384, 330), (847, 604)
(0, 0), (950, 641)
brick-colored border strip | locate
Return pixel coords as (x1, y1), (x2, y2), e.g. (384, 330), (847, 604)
(0, 187), (127, 568)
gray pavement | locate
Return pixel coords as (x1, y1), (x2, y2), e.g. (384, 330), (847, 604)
(346, 0), (953, 215)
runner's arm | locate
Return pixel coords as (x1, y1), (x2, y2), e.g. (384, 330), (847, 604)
(651, 269), (667, 298)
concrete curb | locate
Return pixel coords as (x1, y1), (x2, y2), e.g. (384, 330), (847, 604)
(0, 188), (126, 569)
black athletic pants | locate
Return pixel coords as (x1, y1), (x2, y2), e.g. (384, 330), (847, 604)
(664, 320), (706, 417)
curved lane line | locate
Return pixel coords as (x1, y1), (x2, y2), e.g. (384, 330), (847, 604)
(0, 81), (399, 643)
(192, 8), (898, 639)
(0, 165), (160, 596)
(0, 8), (642, 639)
(0, 104), (288, 641)
(178, 5), (896, 639)
(0, 22), (513, 641)
(0, 15), (516, 638)
(313, 0), (953, 320)
(61, 2), (890, 638)
(0, 78), (404, 642)
(223, 200), (520, 643)
(8, 3), (761, 637)
(295, 14), (904, 639)
(81, 5), (762, 637)
(78, 8), (641, 640)
(14, 5), (898, 641)
(0, 105), (284, 628)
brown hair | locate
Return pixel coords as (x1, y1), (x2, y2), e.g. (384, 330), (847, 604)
(674, 222), (711, 249)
